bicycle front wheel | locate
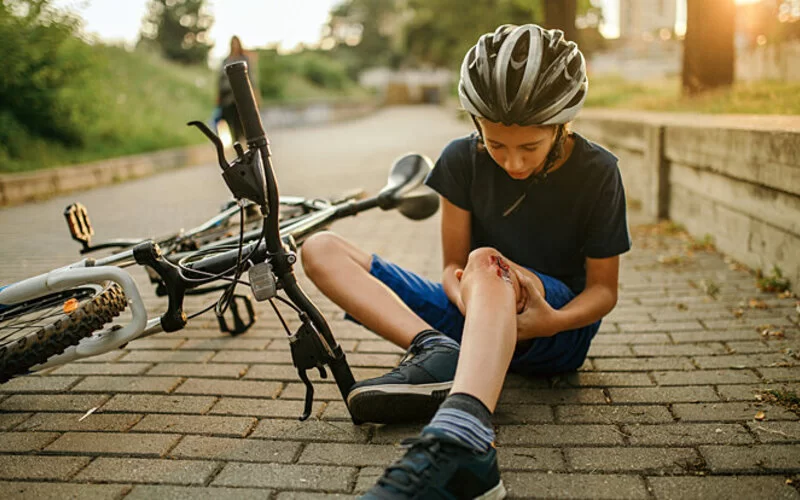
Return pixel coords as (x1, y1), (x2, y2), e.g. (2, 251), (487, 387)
(0, 282), (127, 382)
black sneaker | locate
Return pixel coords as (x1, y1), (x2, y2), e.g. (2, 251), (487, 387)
(347, 331), (459, 424)
(360, 428), (506, 499)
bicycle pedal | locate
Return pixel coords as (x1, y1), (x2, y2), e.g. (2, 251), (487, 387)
(249, 262), (277, 301)
(64, 203), (94, 248)
(217, 294), (256, 336)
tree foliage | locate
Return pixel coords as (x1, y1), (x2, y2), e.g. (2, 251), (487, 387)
(140, 0), (213, 65)
(0, 0), (103, 154)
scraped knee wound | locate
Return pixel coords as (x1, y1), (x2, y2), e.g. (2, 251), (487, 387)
(490, 255), (513, 285)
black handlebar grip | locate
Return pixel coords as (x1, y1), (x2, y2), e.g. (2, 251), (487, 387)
(224, 61), (265, 145)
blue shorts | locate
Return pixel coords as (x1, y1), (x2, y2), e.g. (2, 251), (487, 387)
(345, 254), (600, 376)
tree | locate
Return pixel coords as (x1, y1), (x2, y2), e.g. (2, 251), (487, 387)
(543, 0), (578, 44)
(139, 0), (213, 65)
(682, 0), (736, 94)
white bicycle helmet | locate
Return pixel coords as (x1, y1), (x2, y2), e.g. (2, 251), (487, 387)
(458, 24), (587, 126)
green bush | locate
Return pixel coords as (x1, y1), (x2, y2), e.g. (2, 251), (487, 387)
(0, 0), (104, 152)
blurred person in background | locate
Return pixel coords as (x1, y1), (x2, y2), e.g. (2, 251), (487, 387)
(302, 24), (631, 499)
(216, 35), (258, 145)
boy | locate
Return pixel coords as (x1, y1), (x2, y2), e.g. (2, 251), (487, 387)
(301, 24), (631, 499)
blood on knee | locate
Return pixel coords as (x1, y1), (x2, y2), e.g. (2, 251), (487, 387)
(489, 255), (513, 284)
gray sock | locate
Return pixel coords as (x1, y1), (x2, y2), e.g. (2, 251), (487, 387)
(424, 393), (495, 452)
(412, 329), (460, 350)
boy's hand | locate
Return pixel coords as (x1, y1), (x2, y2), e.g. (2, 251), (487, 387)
(516, 272), (560, 338)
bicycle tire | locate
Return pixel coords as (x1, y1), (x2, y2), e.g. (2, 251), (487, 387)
(0, 282), (127, 382)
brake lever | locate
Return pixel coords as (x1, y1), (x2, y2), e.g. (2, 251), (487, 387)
(187, 121), (229, 171)
(289, 315), (329, 421)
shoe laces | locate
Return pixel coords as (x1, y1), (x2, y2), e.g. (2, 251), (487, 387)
(376, 434), (451, 495)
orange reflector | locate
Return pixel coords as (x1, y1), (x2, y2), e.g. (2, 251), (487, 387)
(63, 298), (79, 314)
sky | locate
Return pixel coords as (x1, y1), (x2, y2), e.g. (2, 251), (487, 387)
(55, 0), (753, 60)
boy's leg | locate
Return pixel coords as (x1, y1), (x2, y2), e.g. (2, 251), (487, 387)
(301, 231), (431, 349)
(302, 232), (461, 424)
(360, 248), (517, 499)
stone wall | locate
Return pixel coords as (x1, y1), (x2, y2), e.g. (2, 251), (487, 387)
(574, 110), (800, 294)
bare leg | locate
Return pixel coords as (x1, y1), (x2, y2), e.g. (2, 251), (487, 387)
(301, 231), (431, 349)
(450, 248), (521, 412)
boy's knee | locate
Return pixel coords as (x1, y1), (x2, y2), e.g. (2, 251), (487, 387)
(465, 247), (501, 269)
(301, 231), (341, 277)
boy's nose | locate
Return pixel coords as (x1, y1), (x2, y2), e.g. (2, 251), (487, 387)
(504, 154), (525, 174)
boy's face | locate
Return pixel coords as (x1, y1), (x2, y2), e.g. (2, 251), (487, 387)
(478, 119), (556, 180)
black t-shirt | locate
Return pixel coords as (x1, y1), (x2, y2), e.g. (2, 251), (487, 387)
(425, 132), (631, 294)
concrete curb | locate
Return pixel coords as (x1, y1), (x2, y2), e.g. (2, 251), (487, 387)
(0, 101), (378, 207)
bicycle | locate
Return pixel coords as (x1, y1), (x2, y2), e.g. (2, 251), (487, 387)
(0, 61), (440, 423)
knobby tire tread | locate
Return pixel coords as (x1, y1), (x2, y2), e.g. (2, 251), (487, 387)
(0, 282), (127, 383)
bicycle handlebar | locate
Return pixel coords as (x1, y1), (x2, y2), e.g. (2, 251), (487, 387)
(224, 61), (266, 147)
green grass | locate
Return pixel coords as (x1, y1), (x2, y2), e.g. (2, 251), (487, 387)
(586, 75), (800, 115)
(260, 73), (374, 105)
(2, 45), (215, 173)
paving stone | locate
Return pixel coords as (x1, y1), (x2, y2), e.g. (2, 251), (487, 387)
(652, 369), (760, 385)
(75, 457), (217, 485)
(492, 404), (554, 424)
(1, 481), (129, 500)
(632, 343), (728, 356)
(0, 412), (31, 430)
(0, 431), (60, 452)
(211, 351), (289, 363)
(147, 363), (248, 378)
(73, 351), (126, 363)
(126, 338), (186, 350)
(747, 421), (800, 443)
(212, 462), (356, 491)
(280, 382), (344, 401)
(593, 333), (671, 344)
(102, 394), (217, 414)
(0, 393), (110, 412)
(209, 397), (325, 419)
(648, 476), (800, 500)
(497, 388), (606, 405)
(170, 435), (299, 463)
(46, 432), (180, 457)
(71, 376), (183, 393)
(592, 357), (695, 371)
(588, 344), (634, 357)
(251, 418), (370, 443)
(355, 340), (405, 354)
(120, 350), (216, 363)
(670, 329), (763, 343)
(761, 367), (800, 382)
(726, 341), (777, 353)
(0, 455), (91, 480)
(693, 353), (794, 369)
(553, 372), (654, 387)
(555, 404), (673, 424)
(180, 338), (270, 350)
(498, 447), (566, 472)
(299, 443), (400, 467)
(504, 472), (648, 499)
(672, 402), (798, 422)
(496, 424), (624, 446)
(320, 401), (354, 421)
(132, 414), (256, 437)
(275, 493), (355, 500)
(716, 383), (800, 402)
(622, 423), (755, 445)
(566, 447), (699, 473)
(126, 485), (270, 500)
(244, 364), (386, 382)
(370, 423), (427, 445)
(700, 444), (800, 472)
(16, 412), (143, 432)
(50, 363), (153, 376)
(0, 376), (80, 393)
(174, 378), (282, 398)
(610, 386), (719, 403)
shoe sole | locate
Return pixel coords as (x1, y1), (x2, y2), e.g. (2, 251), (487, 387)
(347, 382), (452, 424)
(476, 481), (507, 499)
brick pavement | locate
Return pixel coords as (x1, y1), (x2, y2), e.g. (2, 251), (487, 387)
(1, 106), (799, 499)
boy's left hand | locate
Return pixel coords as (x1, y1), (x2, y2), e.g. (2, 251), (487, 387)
(515, 270), (560, 338)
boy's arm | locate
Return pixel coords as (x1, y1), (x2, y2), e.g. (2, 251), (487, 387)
(440, 197), (471, 314)
(517, 255), (619, 339)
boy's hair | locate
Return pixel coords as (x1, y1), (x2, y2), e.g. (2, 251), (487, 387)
(459, 24), (587, 126)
